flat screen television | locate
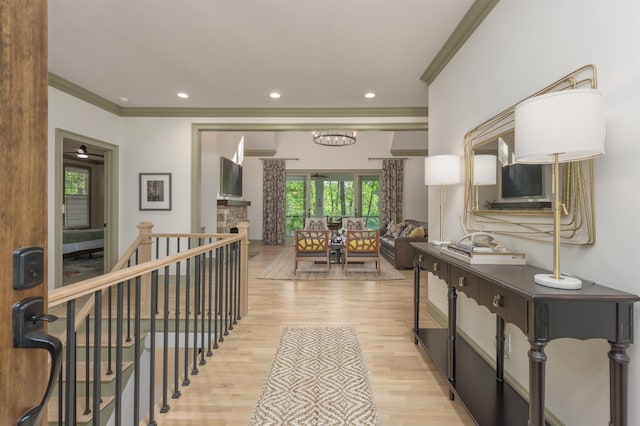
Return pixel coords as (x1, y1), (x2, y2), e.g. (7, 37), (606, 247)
(220, 157), (243, 197)
(501, 163), (543, 199)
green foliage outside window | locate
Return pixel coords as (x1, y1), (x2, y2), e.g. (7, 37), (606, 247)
(65, 167), (89, 195)
(361, 178), (380, 229)
(285, 173), (380, 237)
(322, 179), (354, 218)
(286, 179), (306, 233)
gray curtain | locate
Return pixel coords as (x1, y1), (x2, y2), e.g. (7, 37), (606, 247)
(380, 159), (404, 226)
(262, 159), (286, 245)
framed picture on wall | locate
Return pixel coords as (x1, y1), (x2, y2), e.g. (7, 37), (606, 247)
(139, 173), (172, 211)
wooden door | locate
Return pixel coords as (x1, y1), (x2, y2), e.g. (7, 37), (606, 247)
(0, 0), (49, 423)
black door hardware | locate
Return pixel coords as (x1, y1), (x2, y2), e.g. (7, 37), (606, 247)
(12, 296), (62, 426)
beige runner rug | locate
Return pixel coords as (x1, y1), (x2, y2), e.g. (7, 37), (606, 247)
(249, 327), (380, 425)
(257, 246), (404, 281)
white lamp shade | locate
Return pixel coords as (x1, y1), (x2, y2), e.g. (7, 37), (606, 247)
(473, 154), (497, 185)
(425, 155), (460, 185)
(514, 89), (605, 164)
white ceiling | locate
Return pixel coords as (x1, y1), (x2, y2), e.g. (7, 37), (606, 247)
(48, 0), (474, 110)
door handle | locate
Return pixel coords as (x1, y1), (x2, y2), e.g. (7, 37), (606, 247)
(13, 296), (62, 426)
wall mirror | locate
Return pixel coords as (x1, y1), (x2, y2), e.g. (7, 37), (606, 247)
(463, 65), (598, 245)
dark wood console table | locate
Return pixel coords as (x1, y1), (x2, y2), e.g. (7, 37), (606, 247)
(411, 242), (639, 426)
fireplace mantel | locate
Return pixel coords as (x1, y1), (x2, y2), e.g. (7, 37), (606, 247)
(217, 199), (251, 206)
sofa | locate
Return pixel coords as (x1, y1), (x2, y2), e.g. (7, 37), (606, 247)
(379, 219), (429, 269)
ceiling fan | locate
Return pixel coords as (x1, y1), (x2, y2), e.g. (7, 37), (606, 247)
(65, 144), (104, 159)
(311, 173), (329, 179)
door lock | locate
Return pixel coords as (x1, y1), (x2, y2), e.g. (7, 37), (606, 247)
(13, 247), (44, 290)
(13, 297), (62, 426)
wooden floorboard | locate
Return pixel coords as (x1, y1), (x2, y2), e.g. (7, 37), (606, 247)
(154, 244), (475, 425)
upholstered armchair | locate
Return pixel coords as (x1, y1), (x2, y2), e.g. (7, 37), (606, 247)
(343, 229), (380, 272)
(294, 229), (331, 273)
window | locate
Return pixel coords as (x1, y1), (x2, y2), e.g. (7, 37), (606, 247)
(285, 175), (307, 234)
(285, 171), (380, 236)
(358, 175), (380, 229)
(318, 174), (355, 219)
(64, 166), (90, 228)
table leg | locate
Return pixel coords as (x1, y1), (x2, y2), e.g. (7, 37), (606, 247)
(528, 340), (547, 426)
(496, 316), (505, 383)
(447, 284), (457, 400)
(608, 341), (630, 426)
(413, 263), (420, 344)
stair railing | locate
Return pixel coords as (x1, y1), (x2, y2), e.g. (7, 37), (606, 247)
(47, 221), (250, 426)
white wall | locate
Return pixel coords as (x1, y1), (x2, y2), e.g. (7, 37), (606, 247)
(120, 117), (196, 237)
(428, 1), (640, 424)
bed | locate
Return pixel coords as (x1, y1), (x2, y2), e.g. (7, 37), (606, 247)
(63, 228), (104, 258)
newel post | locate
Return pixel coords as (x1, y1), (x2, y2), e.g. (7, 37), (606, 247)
(137, 221), (154, 317)
(236, 221), (250, 318)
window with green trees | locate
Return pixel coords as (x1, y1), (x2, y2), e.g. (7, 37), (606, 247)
(285, 172), (380, 237)
(64, 166), (90, 228)
(360, 175), (380, 229)
(285, 175), (306, 233)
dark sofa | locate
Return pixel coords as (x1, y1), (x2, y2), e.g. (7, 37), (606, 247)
(379, 219), (429, 269)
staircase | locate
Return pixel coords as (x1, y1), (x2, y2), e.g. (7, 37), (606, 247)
(48, 319), (140, 426)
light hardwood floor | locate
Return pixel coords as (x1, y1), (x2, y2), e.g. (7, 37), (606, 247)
(155, 244), (475, 425)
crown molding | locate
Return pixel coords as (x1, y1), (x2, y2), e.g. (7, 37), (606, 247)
(120, 107), (427, 118)
(421, 0), (499, 85)
(48, 73), (123, 115)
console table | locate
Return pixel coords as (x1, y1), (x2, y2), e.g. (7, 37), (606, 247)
(411, 242), (639, 426)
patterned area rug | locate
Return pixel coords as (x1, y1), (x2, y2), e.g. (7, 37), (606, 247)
(249, 327), (380, 426)
(257, 246), (404, 281)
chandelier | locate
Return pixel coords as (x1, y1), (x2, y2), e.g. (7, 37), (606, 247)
(312, 130), (357, 147)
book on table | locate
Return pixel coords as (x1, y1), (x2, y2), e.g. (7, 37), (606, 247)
(442, 244), (526, 265)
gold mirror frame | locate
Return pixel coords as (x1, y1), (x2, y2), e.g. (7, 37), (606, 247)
(463, 65), (598, 245)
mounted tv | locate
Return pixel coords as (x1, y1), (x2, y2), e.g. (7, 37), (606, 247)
(500, 163), (543, 199)
(220, 157), (243, 197)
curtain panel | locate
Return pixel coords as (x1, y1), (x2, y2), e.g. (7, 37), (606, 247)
(262, 159), (286, 245)
(380, 159), (404, 227)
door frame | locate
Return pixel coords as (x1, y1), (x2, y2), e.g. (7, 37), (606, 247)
(54, 129), (119, 287)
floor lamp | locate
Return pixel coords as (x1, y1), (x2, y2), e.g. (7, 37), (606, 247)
(515, 88), (605, 290)
(425, 155), (461, 245)
(473, 154), (497, 210)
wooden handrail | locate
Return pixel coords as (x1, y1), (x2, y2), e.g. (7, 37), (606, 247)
(49, 222), (247, 348)
(49, 234), (242, 307)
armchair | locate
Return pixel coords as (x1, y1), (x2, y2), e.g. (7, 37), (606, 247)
(294, 230), (331, 273)
(343, 230), (380, 272)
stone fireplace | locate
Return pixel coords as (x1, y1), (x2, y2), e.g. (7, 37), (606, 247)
(217, 199), (251, 233)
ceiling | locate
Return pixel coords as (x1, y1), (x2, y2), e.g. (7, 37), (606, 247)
(48, 0), (478, 111)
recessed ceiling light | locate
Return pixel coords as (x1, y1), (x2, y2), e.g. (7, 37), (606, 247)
(119, 97), (129, 102)
(270, 92), (281, 99)
(177, 92), (190, 99)
(364, 92), (376, 99)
